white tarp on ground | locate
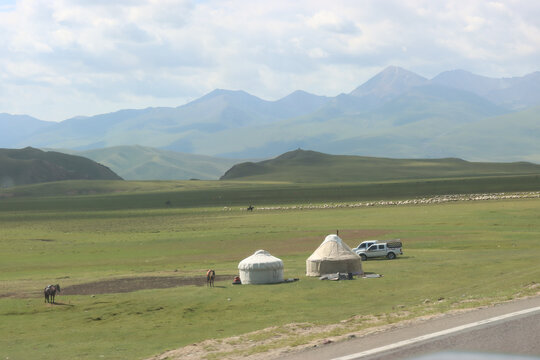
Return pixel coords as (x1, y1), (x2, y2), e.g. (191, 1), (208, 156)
(306, 234), (363, 276)
(238, 249), (284, 284)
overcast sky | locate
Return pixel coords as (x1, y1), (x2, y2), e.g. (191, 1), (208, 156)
(1, 0), (539, 122)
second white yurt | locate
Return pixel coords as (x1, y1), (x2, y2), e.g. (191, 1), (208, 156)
(238, 250), (284, 284)
(306, 234), (363, 276)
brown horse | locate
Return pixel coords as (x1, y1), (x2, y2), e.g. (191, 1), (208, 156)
(206, 270), (215, 287)
(44, 284), (61, 303)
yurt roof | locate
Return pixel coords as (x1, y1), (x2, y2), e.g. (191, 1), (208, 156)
(238, 249), (284, 270)
(307, 234), (359, 260)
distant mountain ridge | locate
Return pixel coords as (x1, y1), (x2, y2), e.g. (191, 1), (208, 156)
(432, 70), (540, 109)
(0, 113), (54, 148)
(220, 149), (540, 183)
(1, 66), (539, 162)
(0, 147), (122, 187)
(350, 66), (428, 98)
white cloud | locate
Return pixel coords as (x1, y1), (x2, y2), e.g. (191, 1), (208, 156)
(0, 0), (538, 121)
(305, 10), (360, 34)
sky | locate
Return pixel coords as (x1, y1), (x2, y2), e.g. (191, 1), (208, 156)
(0, 0), (539, 122)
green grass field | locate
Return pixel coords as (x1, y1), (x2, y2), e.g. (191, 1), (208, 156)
(1, 174), (539, 211)
(1, 179), (539, 359)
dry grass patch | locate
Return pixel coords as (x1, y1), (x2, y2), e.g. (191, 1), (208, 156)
(148, 290), (540, 360)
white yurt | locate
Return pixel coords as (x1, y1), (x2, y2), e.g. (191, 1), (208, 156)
(306, 234), (363, 276)
(238, 250), (284, 284)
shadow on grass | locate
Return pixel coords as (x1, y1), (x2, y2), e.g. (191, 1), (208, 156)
(233, 280), (301, 286)
(48, 302), (75, 307)
(363, 256), (412, 261)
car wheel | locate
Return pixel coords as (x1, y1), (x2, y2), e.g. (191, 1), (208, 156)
(387, 252), (396, 260)
(360, 254), (367, 261)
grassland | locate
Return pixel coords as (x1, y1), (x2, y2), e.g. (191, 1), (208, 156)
(1, 173), (539, 211)
(1, 179), (539, 359)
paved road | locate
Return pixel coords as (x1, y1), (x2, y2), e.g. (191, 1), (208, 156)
(279, 296), (540, 360)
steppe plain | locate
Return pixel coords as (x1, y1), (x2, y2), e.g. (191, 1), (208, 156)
(1, 178), (539, 359)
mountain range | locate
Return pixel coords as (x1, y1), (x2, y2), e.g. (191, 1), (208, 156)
(1, 66), (539, 164)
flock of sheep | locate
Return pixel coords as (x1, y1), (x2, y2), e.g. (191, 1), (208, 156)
(222, 191), (540, 212)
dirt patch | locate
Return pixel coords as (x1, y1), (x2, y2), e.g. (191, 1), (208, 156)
(61, 275), (235, 295)
(2, 275), (235, 298)
(0, 292), (18, 299)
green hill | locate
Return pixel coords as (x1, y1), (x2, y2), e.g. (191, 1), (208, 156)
(220, 149), (540, 182)
(0, 147), (122, 187)
(56, 145), (244, 180)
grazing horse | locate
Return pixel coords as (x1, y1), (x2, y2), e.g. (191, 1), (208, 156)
(44, 284), (61, 304)
(247, 205), (254, 212)
(206, 270), (215, 287)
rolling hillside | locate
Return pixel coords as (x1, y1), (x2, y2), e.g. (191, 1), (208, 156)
(0, 147), (122, 187)
(57, 145), (244, 180)
(220, 149), (540, 183)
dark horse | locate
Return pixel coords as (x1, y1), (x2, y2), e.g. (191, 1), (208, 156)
(206, 269), (215, 287)
(44, 284), (61, 303)
(247, 205), (254, 212)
